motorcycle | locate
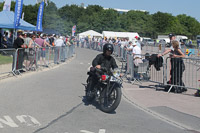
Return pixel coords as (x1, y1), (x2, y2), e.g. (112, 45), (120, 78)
(85, 67), (123, 113)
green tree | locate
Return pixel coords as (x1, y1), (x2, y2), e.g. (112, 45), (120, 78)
(177, 14), (200, 38)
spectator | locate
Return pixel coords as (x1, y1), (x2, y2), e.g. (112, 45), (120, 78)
(54, 36), (65, 64)
(125, 41), (134, 53)
(80, 37), (85, 48)
(42, 34), (52, 64)
(49, 34), (55, 46)
(158, 40), (186, 93)
(135, 36), (141, 48)
(35, 34), (48, 67)
(13, 31), (26, 72)
(23, 33), (31, 70)
(2, 36), (8, 48)
(168, 33), (182, 50)
(132, 42), (142, 66)
(28, 34), (40, 70)
(188, 39), (192, 46)
(132, 42), (142, 79)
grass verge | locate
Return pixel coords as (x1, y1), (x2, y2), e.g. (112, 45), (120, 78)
(0, 55), (13, 65)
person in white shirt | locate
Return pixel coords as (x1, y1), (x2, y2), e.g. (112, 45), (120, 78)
(132, 42), (143, 79)
(125, 41), (134, 54)
(132, 42), (142, 60)
(54, 36), (65, 64)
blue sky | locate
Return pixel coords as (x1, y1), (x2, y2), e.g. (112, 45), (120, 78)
(1, 0), (200, 22)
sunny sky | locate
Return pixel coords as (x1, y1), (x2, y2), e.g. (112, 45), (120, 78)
(1, 0), (200, 22)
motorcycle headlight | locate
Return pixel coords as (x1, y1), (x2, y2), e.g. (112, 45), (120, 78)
(113, 68), (120, 77)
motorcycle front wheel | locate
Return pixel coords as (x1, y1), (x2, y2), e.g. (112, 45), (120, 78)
(99, 86), (122, 113)
(85, 77), (95, 101)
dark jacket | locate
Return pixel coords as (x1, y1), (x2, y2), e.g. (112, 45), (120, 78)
(148, 54), (163, 71)
(92, 53), (118, 71)
(13, 37), (24, 49)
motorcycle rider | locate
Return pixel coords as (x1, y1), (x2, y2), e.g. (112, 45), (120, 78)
(87, 43), (118, 94)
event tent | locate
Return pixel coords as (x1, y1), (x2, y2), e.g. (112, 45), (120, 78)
(102, 31), (140, 41)
(78, 30), (103, 38)
(0, 11), (36, 31)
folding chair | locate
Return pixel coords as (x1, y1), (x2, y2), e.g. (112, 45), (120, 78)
(132, 61), (149, 84)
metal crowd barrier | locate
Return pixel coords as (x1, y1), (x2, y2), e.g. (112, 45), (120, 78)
(0, 45), (75, 77)
(0, 48), (16, 76)
(84, 42), (200, 93)
(165, 57), (200, 92)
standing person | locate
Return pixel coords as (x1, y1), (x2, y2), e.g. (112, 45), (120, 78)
(76, 37), (80, 48)
(80, 37), (84, 48)
(126, 41), (134, 53)
(42, 34), (53, 66)
(28, 34), (40, 70)
(169, 33), (181, 50)
(54, 36), (65, 64)
(13, 31), (26, 72)
(49, 34), (54, 46)
(23, 33), (31, 70)
(70, 37), (75, 55)
(85, 36), (89, 48)
(35, 34), (47, 67)
(158, 40), (186, 93)
(132, 42), (142, 79)
(135, 36), (143, 49)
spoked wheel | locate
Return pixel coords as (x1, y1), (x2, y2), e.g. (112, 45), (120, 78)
(99, 87), (121, 113)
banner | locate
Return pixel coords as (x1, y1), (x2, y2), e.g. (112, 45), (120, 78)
(3, 0), (11, 11)
(14, 0), (23, 28)
(36, 1), (44, 31)
(72, 25), (76, 36)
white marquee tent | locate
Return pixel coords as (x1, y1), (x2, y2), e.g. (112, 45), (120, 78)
(78, 30), (103, 38)
(102, 31), (140, 41)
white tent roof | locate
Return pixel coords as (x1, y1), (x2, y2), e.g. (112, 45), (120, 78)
(78, 30), (103, 37)
(102, 31), (139, 41)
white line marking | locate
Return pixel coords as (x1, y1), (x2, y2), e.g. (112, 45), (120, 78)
(16, 115), (41, 127)
(0, 116), (18, 128)
(99, 129), (106, 133)
(80, 130), (94, 133)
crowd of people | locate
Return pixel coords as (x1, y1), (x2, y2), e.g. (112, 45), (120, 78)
(0, 30), (77, 72)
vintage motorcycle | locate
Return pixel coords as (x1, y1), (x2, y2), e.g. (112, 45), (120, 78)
(85, 67), (123, 113)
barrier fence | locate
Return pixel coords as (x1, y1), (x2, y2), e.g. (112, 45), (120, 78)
(165, 57), (200, 92)
(0, 48), (16, 76)
(82, 41), (200, 93)
(0, 45), (75, 77)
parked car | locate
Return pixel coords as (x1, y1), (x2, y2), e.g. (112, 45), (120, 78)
(142, 38), (154, 45)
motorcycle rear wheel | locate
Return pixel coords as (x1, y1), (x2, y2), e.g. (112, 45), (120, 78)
(99, 86), (121, 113)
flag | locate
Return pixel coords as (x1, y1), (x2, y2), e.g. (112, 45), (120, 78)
(3, 0), (11, 11)
(14, 0), (23, 28)
(72, 25), (76, 36)
(36, 1), (44, 31)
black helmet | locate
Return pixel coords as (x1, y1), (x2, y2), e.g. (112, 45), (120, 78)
(103, 43), (114, 54)
(169, 33), (175, 38)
